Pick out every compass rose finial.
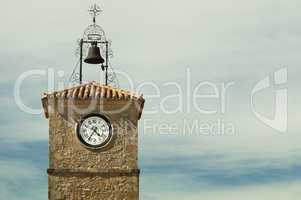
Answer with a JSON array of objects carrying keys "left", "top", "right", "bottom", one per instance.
[{"left": 88, "top": 4, "right": 102, "bottom": 24}]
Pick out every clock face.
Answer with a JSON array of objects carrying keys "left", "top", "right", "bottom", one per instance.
[{"left": 76, "top": 114, "right": 112, "bottom": 149}]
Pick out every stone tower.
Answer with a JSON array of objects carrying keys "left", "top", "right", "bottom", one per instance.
[{"left": 41, "top": 81, "right": 145, "bottom": 200}]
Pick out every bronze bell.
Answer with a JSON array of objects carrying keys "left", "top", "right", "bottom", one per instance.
[{"left": 84, "top": 42, "right": 105, "bottom": 64}]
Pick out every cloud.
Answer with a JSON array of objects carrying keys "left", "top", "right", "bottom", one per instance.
[
  {"left": 0, "top": 141, "right": 47, "bottom": 199},
  {"left": 140, "top": 151, "right": 301, "bottom": 186},
  {"left": 0, "top": 159, "right": 47, "bottom": 200},
  {"left": 142, "top": 181, "right": 301, "bottom": 200},
  {"left": 140, "top": 152, "right": 301, "bottom": 199}
]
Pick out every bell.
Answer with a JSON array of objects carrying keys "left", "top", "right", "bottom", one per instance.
[{"left": 84, "top": 42, "right": 105, "bottom": 64}]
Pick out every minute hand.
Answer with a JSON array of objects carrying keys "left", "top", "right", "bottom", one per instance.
[{"left": 88, "top": 127, "right": 97, "bottom": 140}]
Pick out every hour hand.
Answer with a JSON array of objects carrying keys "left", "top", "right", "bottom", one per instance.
[
  {"left": 95, "top": 131, "right": 101, "bottom": 137},
  {"left": 91, "top": 127, "right": 101, "bottom": 136}
]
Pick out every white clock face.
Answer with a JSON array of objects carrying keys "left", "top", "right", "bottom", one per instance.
[{"left": 77, "top": 115, "right": 112, "bottom": 149}]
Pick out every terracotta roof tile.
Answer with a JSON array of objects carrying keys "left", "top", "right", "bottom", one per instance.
[
  {"left": 41, "top": 81, "right": 145, "bottom": 119},
  {"left": 43, "top": 81, "right": 143, "bottom": 100}
]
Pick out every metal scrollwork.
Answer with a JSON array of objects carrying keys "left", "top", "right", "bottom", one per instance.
[{"left": 69, "top": 4, "right": 119, "bottom": 87}]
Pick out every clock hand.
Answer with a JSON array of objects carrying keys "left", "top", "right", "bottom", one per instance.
[
  {"left": 88, "top": 133, "right": 94, "bottom": 141},
  {"left": 93, "top": 128, "right": 107, "bottom": 141},
  {"left": 88, "top": 128, "right": 96, "bottom": 140},
  {"left": 93, "top": 129, "right": 101, "bottom": 137},
  {"left": 88, "top": 127, "right": 101, "bottom": 141},
  {"left": 89, "top": 127, "right": 99, "bottom": 136}
]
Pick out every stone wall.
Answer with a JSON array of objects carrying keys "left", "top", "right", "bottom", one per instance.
[
  {"left": 47, "top": 99, "right": 140, "bottom": 200},
  {"left": 49, "top": 174, "right": 139, "bottom": 200}
]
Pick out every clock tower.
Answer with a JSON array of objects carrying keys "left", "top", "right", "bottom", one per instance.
[
  {"left": 41, "top": 4, "right": 145, "bottom": 199},
  {"left": 41, "top": 82, "right": 145, "bottom": 199}
]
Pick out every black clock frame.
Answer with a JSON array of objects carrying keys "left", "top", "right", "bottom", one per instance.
[{"left": 76, "top": 113, "right": 113, "bottom": 149}]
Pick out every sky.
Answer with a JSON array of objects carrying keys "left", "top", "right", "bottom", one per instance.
[{"left": 0, "top": 0, "right": 301, "bottom": 199}]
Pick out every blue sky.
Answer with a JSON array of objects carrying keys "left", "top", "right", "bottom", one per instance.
[{"left": 1, "top": 0, "right": 301, "bottom": 199}]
